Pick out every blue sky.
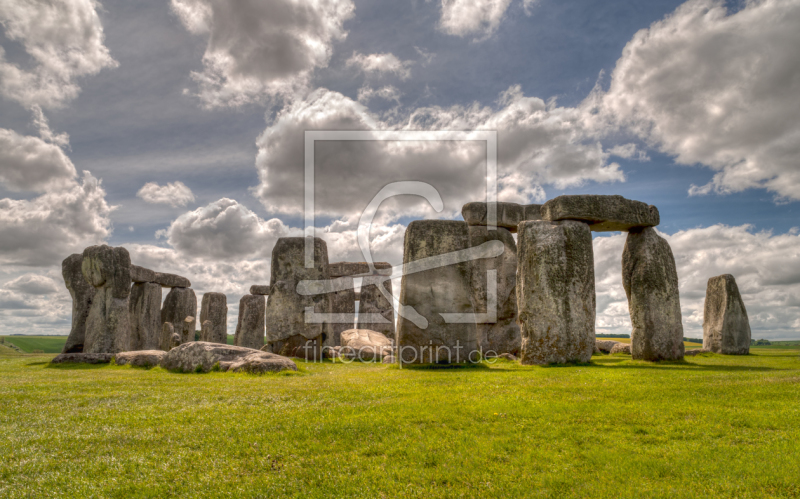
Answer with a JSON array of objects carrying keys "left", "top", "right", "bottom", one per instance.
[{"left": 1, "top": 0, "right": 798, "bottom": 339}]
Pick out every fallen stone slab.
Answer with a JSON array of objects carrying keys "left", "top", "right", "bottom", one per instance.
[
  {"left": 235, "top": 294, "right": 265, "bottom": 350},
  {"left": 341, "top": 329, "right": 393, "bottom": 361},
  {"left": 154, "top": 272, "right": 191, "bottom": 288},
  {"left": 199, "top": 292, "right": 227, "bottom": 344},
  {"left": 382, "top": 355, "right": 396, "bottom": 364},
  {"left": 517, "top": 220, "right": 596, "bottom": 365},
  {"left": 130, "top": 264, "right": 156, "bottom": 283},
  {"left": 62, "top": 253, "right": 94, "bottom": 354},
  {"left": 685, "top": 348, "right": 712, "bottom": 357},
  {"left": 497, "top": 353, "right": 518, "bottom": 361},
  {"left": 703, "top": 274, "right": 751, "bottom": 355},
  {"left": 115, "top": 350, "right": 166, "bottom": 367},
  {"left": 82, "top": 245, "right": 132, "bottom": 354},
  {"left": 609, "top": 343, "right": 631, "bottom": 354},
  {"left": 396, "top": 220, "right": 478, "bottom": 364},
  {"left": 264, "top": 335, "right": 325, "bottom": 360},
  {"left": 623, "top": 227, "right": 685, "bottom": 361},
  {"left": 595, "top": 340, "right": 620, "bottom": 353},
  {"left": 51, "top": 352, "right": 113, "bottom": 364},
  {"left": 160, "top": 342, "right": 297, "bottom": 373},
  {"left": 129, "top": 282, "right": 162, "bottom": 350},
  {"left": 249, "top": 285, "right": 270, "bottom": 295},
  {"left": 462, "top": 202, "right": 542, "bottom": 232},
  {"left": 541, "top": 195, "right": 659, "bottom": 232}
]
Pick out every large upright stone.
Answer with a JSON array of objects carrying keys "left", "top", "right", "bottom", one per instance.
[
  {"left": 462, "top": 202, "right": 542, "bottom": 232},
  {"left": 542, "top": 195, "right": 659, "bottom": 232},
  {"left": 467, "top": 226, "right": 520, "bottom": 356},
  {"left": 516, "top": 221, "right": 595, "bottom": 365},
  {"left": 81, "top": 245, "right": 132, "bottom": 353},
  {"left": 703, "top": 274, "right": 751, "bottom": 355},
  {"left": 265, "top": 237, "right": 332, "bottom": 356},
  {"left": 356, "top": 263, "right": 395, "bottom": 341},
  {"left": 161, "top": 287, "right": 197, "bottom": 346},
  {"left": 62, "top": 254, "right": 94, "bottom": 353},
  {"left": 396, "top": 221, "right": 478, "bottom": 364},
  {"left": 200, "top": 292, "right": 228, "bottom": 344},
  {"left": 129, "top": 282, "right": 162, "bottom": 350},
  {"left": 234, "top": 294, "right": 265, "bottom": 350},
  {"left": 622, "top": 227, "right": 685, "bottom": 361},
  {"left": 326, "top": 273, "right": 356, "bottom": 347}
]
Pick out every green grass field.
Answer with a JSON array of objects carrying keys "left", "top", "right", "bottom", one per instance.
[
  {"left": 1, "top": 335, "right": 69, "bottom": 353},
  {"left": 1, "top": 348, "right": 799, "bottom": 498}
]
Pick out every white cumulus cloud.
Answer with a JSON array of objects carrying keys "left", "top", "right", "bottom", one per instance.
[
  {"left": 439, "top": 0, "right": 513, "bottom": 40},
  {"left": 0, "top": 128, "right": 77, "bottom": 192},
  {"left": 5, "top": 274, "right": 60, "bottom": 295},
  {"left": 346, "top": 52, "right": 413, "bottom": 80},
  {"left": 137, "top": 181, "right": 196, "bottom": 208}
]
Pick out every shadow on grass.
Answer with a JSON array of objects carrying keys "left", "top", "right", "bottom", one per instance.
[
  {"left": 397, "top": 362, "right": 492, "bottom": 371},
  {"left": 588, "top": 358, "right": 784, "bottom": 372},
  {"left": 44, "top": 362, "right": 110, "bottom": 370}
]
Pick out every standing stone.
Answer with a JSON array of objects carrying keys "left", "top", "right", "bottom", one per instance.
[
  {"left": 327, "top": 275, "right": 356, "bottom": 347},
  {"left": 160, "top": 322, "right": 176, "bottom": 351},
  {"left": 200, "top": 292, "right": 228, "bottom": 344},
  {"left": 61, "top": 254, "right": 94, "bottom": 353},
  {"left": 467, "top": 226, "right": 521, "bottom": 356},
  {"left": 160, "top": 287, "right": 197, "bottom": 346},
  {"left": 356, "top": 263, "right": 395, "bottom": 341},
  {"left": 81, "top": 245, "right": 132, "bottom": 353},
  {"left": 396, "top": 221, "right": 478, "bottom": 364},
  {"left": 516, "top": 221, "right": 595, "bottom": 365},
  {"left": 541, "top": 194, "right": 659, "bottom": 232},
  {"left": 622, "top": 227, "right": 685, "bottom": 361},
  {"left": 703, "top": 274, "right": 751, "bottom": 354},
  {"left": 129, "top": 282, "right": 162, "bottom": 350},
  {"left": 235, "top": 294, "right": 265, "bottom": 350},
  {"left": 265, "top": 237, "right": 331, "bottom": 358}
]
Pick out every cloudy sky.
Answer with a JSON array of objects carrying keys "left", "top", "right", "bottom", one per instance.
[{"left": 1, "top": 0, "right": 798, "bottom": 339}]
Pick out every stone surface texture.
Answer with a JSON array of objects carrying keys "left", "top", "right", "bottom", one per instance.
[
  {"left": 622, "top": 227, "right": 685, "bottom": 361},
  {"left": 516, "top": 221, "right": 596, "bottom": 365},
  {"left": 340, "top": 329, "right": 393, "bottom": 361},
  {"left": 462, "top": 202, "right": 542, "bottom": 232},
  {"left": 62, "top": 253, "right": 94, "bottom": 353},
  {"left": 115, "top": 350, "right": 166, "bottom": 367},
  {"left": 595, "top": 340, "right": 620, "bottom": 353},
  {"left": 467, "top": 226, "right": 520, "bottom": 356},
  {"left": 160, "top": 342, "right": 296, "bottom": 373},
  {"left": 129, "top": 282, "right": 162, "bottom": 350},
  {"left": 160, "top": 322, "right": 175, "bottom": 351},
  {"left": 396, "top": 220, "right": 478, "bottom": 364},
  {"left": 541, "top": 195, "right": 659, "bottom": 232},
  {"left": 160, "top": 287, "right": 197, "bottom": 346},
  {"left": 130, "top": 265, "right": 156, "bottom": 283},
  {"left": 51, "top": 353, "right": 113, "bottom": 364},
  {"left": 327, "top": 275, "right": 356, "bottom": 347},
  {"left": 609, "top": 343, "right": 632, "bottom": 354},
  {"left": 154, "top": 272, "right": 191, "bottom": 288},
  {"left": 356, "top": 274, "right": 395, "bottom": 341},
  {"left": 703, "top": 274, "right": 751, "bottom": 355},
  {"left": 249, "top": 285, "right": 270, "bottom": 295},
  {"left": 234, "top": 294, "right": 265, "bottom": 350},
  {"left": 264, "top": 334, "right": 324, "bottom": 360},
  {"left": 81, "top": 245, "right": 132, "bottom": 353},
  {"left": 199, "top": 292, "right": 228, "bottom": 344},
  {"left": 265, "top": 237, "right": 333, "bottom": 346}
]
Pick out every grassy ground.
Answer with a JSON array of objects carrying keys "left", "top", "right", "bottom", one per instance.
[
  {"left": 1, "top": 348, "right": 799, "bottom": 498},
  {"left": 603, "top": 337, "right": 704, "bottom": 348},
  {"left": 1, "top": 335, "right": 68, "bottom": 353}
]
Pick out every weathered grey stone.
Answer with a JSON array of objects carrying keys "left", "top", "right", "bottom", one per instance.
[
  {"left": 160, "top": 322, "right": 175, "bottom": 351},
  {"left": 516, "top": 221, "right": 596, "bottom": 365},
  {"left": 81, "top": 245, "right": 132, "bottom": 353},
  {"left": 129, "top": 282, "right": 162, "bottom": 350},
  {"left": 622, "top": 227, "right": 685, "bottom": 361},
  {"left": 396, "top": 220, "right": 478, "bottom": 364},
  {"left": 200, "top": 292, "right": 227, "bottom": 344},
  {"left": 467, "top": 226, "right": 520, "bottom": 356},
  {"left": 356, "top": 275, "right": 395, "bottom": 341},
  {"left": 114, "top": 350, "right": 166, "bottom": 367},
  {"left": 703, "top": 274, "right": 751, "bottom": 355},
  {"left": 685, "top": 348, "right": 711, "bottom": 357},
  {"left": 51, "top": 352, "right": 113, "bottom": 364},
  {"left": 160, "top": 287, "right": 197, "bottom": 346},
  {"left": 340, "top": 329, "right": 393, "bottom": 361},
  {"left": 595, "top": 340, "right": 620, "bottom": 353},
  {"left": 234, "top": 294, "right": 265, "bottom": 350},
  {"left": 249, "top": 285, "right": 270, "bottom": 295},
  {"left": 154, "top": 272, "right": 191, "bottom": 288},
  {"left": 462, "top": 202, "right": 542, "bottom": 232},
  {"left": 382, "top": 355, "right": 396, "bottom": 364},
  {"left": 497, "top": 353, "right": 518, "bottom": 361},
  {"left": 328, "top": 261, "right": 392, "bottom": 278},
  {"left": 160, "top": 341, "right": 296, "bottom": 373},
  {"left": 62, "top": 253, "right": 94, "bottom": 353},
  {"left": 265, "top": 237, "right": 333, "bottom": 347},
  {"left": 263, "top": 334, "right": 324, "bottom": 360},
  {"left": 130, "top": 264, "right": 156, "bottom": 283},
  {"left": 327, "top": 275, "right": 356, "bottom": 347},
  {"left": 609, "top": 343, "right": 631, "bottom": 355},
  {"left": 542, "top": 195, "right": 659, "bottom": 232},
  {"left": 170, "top": 332, "right": 181, "bottom": 349}
]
